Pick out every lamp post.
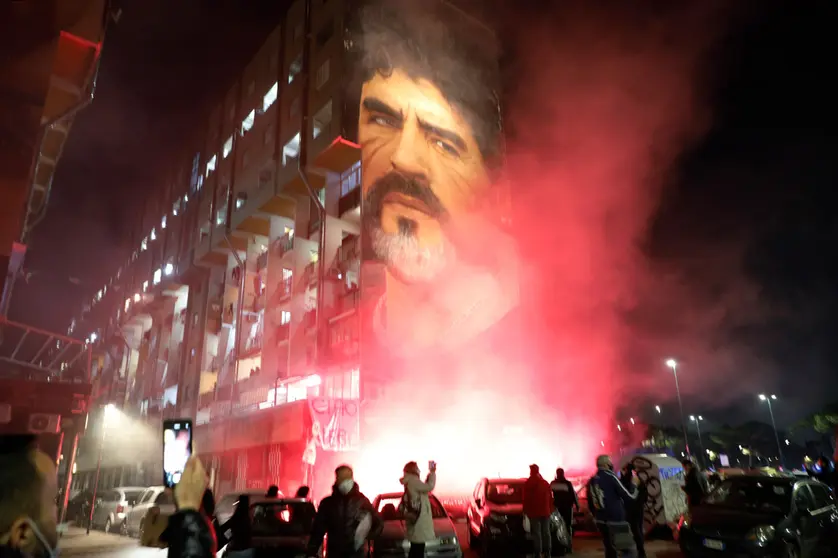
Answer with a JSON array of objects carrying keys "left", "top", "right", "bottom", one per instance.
[
  {"left": 87, "top": 403, "right": 116, "bottom": 534},
  {"left": 666, "top": 359, "right": 690, "bottom": 457},
  {"left": 690, "top": 415, "right": 705, "bottom": 466},
  {"left": 759, "top": 394, "right": 785, "bottom": 468}
]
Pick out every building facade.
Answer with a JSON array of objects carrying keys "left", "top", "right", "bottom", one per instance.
[{"left": 74, "top": 0, "right": 505, "bottom": 498}]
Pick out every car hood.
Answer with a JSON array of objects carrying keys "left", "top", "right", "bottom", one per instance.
[{"left": 380, "top": 518, "right": 458, "bottom": 542}]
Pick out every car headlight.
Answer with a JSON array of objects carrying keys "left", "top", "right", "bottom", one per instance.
[
  {"left": 488, "top": 512, "right": 508, "bottom": 523},
  {"left": 746, "top": 525, "right": 775, "bottom": 546},
  {"left": 438, "top": 536, "right": 458, "bottom": 545}
]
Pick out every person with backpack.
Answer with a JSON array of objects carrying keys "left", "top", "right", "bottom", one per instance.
[
  {"left": 399, "top": 461, "right": 437, "bottom": 558},
  {"left": 586, "top": 455, "right": 638, "bottom": 558}
]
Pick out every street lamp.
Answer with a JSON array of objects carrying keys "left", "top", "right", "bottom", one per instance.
[
  {"left": 87, "top": 403, "right": 117, "bottom": 534},
  {"left": 666, "top": 359, "right": 690, "bottom": 457},
  {"left": 759, "top": 394, "right": 785, "bottom": 468},
  {"left": 690, "top": 415, "right": 705, "bottom": 465},
  {"left": 655, "top": 405, "right": 661, "bottom": 414}
]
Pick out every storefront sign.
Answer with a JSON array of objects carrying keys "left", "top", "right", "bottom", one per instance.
[{"left": 308, "top": 397, "right": 360, "bottom": 452}]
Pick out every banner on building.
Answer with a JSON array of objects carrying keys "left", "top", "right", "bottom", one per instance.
[
  {"left": 308, "top": 397, "right": 360, "bottom": 451},
  {"left": 350, "top": 0, "right": 515, "bottom": 396}
]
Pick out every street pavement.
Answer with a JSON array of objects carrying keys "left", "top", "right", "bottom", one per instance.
[{"left": 60, "top": 525, "right": 682, "bottom": 557}]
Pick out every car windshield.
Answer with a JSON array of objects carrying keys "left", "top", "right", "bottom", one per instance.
[
  {"left": 704, "top": 479, "right": 791, "bottom": 514},
  {"left": 377, "top": 496, "right": 447, "bottom": 520},
  {"left": 486, "top": 482, "right": 525, "bottom": 505},
  {"left": 250, "top": 501, "right": 315, "bottom": 537}
]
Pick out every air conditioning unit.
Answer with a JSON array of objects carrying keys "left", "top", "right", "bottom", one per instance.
[{"left": 28, "top": 414, "right": 61, "bottom": 434}]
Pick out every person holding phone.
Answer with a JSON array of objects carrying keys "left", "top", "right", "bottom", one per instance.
[
  {"left": 164, "top": 457, "right": 217, "bottom": 558},
  {"left": 399, "top": 461, "right": 437, "bottom": 558}
]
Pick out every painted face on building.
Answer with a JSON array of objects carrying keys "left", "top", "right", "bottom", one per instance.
[{"left": 359, "top": 69, "right": 491, "bottom": 284}]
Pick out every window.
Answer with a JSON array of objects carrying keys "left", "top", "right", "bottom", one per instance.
[
  {"left": 316, "top": 21, "right": 333, "bottom": 47},
  {"left": 808, "top": 483, "right": 835, "bottom": 508},
  {"left": 281, "top": 310, "right": 291, "bottom": 325},
  {"left": 282, "top": 133, "right": 300, "bottom": 166},
  {"left": 313, "top": 100, "right": 332, "bottom": 139},
  {"left": 150, "top": 228, "right": 157, "bottom": 241},
  {"left": 143, "top": 280, "right": 149, "bottom": 292},
  {"left": 223, "top": 135, "right": 233, "bottom": 158},
  {"left": 263, "top": 82, "right": 278, "bottom": 112},
  {"left": 241, "top": 110, "right": 255, "bottom": 135},
  {"left": 153, "top": 268, "right": 162, "bottom": 285},
  {"left": 282, "top": 268, "right": 293, "bottom": 280},
  {"left": 206, "top": 155, "right": 217, "bottom": 177},
  {"left": 340, "top": 161, "right": 361, "bottom": 197},
  {"left": 161, "top": 215, "right": 167, "bottom": 229},
  {"left": 315, "top": 59, "right": 330, "bottom": 89},
  {"left": 318, "top": 188, "right": 326, "bottom": 206},
  {"left": 197, "top": 175, "right": 204, "bottom": 191},
  {"left": 140, "top": 237, "right": 148, "bottom": 252},
  {"left": 288, "top": 54, "right": 302, "bottom": 84},
  {"left": 236, "top": 192, "right": 247, "bottom": 210}
]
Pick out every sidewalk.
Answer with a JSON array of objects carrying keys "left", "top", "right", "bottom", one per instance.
[{"left": 60, "top": 526, "right": 137, "bottom": 552}]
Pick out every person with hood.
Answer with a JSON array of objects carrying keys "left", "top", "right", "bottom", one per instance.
[
  {"left": 681, "top": 459, "right": 708, "bottom": 511},
  {"left": 523, "top": 465, "right": 554, "bottom": 558},
  {"left": 550, "top": 468, "right": 579, "bottom": 552},
  {"left": 586, "top": 455, "right": 638, "bottom": 558},
  {"left": 306, "top": 465, "right": 382, "bottom": 558},
  {"left": 399, "top": 461, "right": 437, "bottom": 558},
  {"left": 619, "top": 463, "right": 647, "bottom": 558}
]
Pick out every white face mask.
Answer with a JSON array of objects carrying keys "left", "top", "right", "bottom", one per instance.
[
  {"left": 26, "top": 518, "right": 59, "bottom": 558},
  {"left": 337, "top": 479, "right": 355, "bottom": 495}
]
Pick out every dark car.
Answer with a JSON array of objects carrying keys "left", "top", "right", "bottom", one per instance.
[
  {"left": 679, "top": 475, "right": 837, "bottom": 557},
  {"left": 227, "top": 497, "right": 316, "bottom": 558},
  {"left": 467, "top": 478, "right": 570, "bottom": 557}
]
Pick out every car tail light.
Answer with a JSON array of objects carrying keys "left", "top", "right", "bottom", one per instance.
[{"left": 116, "top": 505, "right": 124, "bottom": 514}]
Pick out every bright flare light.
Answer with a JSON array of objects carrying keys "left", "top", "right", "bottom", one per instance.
[{"left": 665, "top": 358, "right": 677, "bottom": 369}]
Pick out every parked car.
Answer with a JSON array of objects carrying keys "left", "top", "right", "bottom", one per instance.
[
  {"left": 217, "top": 489, "right": 278, "bottom": 525},
  {"left": 468, "top": 478, "right": 570, "bottom": 557},
  {"left": 125, "top": 486, "right": 175, "bottom": 538},
  {"left": 235, "top": 497, "right": 317, "bottom": 558},
  {"left": 64, "top": 489, "right": 93, "bottom": 527},
  {"left": 679, "top": 475, "right": 837, "bottom": 557},
  {"left": 371, "top": 492, "right": 462, "bottom": 558},
  {"left": 91, "top": 486, "right": 145, "bottom": 533}
]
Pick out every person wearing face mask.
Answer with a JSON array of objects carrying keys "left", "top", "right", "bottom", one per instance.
[
  {"left": 306, "top": 465, "right": 382, "bottom": 558},
  {"left": 586, "top": 455, "right": 638, "bottom": 558},
  {"left": 0, "top": 435, "right": 60, "bottom": 558}
]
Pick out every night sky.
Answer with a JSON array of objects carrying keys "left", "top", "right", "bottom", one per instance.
[{"left": 12, "top": 0, "right": 836, "bottom": 430}]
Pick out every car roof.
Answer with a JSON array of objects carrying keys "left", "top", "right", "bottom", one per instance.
[
  {"left": 726, "top": 475, "right": 795, "bottom": 485},
  {"left": 249, "top": 497, "right": 308, "bottom": 506},
  {"left": 485, "top": 478, "right": 526, "bottom": 484}
]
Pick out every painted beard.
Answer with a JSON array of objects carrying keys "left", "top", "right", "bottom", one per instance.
[{"left": 363, "top": 171, "right": 454, "bottom": 283}]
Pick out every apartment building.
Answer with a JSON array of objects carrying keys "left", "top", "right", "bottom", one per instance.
[{"left": 73, "top": 0, "right": 503, "bottom": 497}]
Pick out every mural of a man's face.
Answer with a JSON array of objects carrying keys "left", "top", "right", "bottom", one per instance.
[{"left": 360, "top": 69, "right": 491, "bottom": 284}]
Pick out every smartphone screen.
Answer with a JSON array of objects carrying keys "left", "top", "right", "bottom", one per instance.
[{"left": 163, "top": 419, "right": 193, "bottom": 488}]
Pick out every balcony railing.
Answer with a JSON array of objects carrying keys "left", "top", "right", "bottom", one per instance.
[{"left": 273, "top": 233, "right": 294, "bottom": 257}]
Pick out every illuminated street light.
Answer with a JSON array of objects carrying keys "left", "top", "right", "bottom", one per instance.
[
  {"left": 666, "top": 358, "right": 690, "bottom": 457},
  {"left": 655, "top": 405, "right": 661, "bottom": 414},
  {"left": 759, "top": 394, "right": 785, "bottom": 468},
  {"left": 88, "top": 404, "right": 118, "bottom": 534}
]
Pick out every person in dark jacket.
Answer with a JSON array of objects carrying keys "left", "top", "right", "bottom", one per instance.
[
  {"left": 586, "top": 455, "right": 637, "bottom": 558},
  {"left": 551, "top": 468, "right": 579, "bottom": 552},
  {"left": 523, "top": 465, "right": 554, "bottom": 558},
  {"left": 681, "top": 460, "right": 708, "bottom": 511},
  {"left": 217, "top": 495, "right": 252, "bottom": 558},
  {"left": 0, "top": 435, "right": 60, "bottom": 558},
  {"left": 620, "top": 463, "right": 647, "bottom": 558},
  {"left": 266, "top": 486, "right": 280, "bottom": 498},
  {"left": 306, "top": 465, "right": 382, "bottom": 558}
]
